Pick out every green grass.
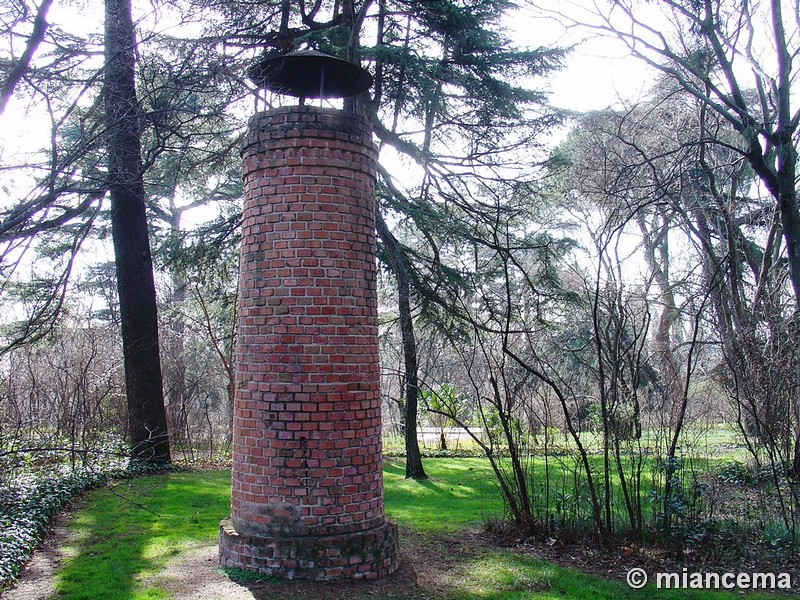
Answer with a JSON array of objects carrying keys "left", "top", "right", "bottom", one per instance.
[
  {"left": 55, "top": 470, "right": 230, "bottom": 600},
  {"left": 384, "top": 426, "right": 748, "bottom": 461},
  {"left": 383, "top": 457, "right": 504, "bottom": 531},
  {"left": 385, "top": 451, "right": 718, "bottom": 540},
  {"left": 442, "top": 550, "right": 784, "bottom": 599},
  {"left": 49, "top": 460, "right": 786, "bottom": 599}
]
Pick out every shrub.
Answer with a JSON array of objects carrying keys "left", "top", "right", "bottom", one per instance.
[
  {"left": 714, "top": 460, "right": 775, "bottom": 486},
  {"left": 0, "top": 460, "right": 173, "bottom": 588}
]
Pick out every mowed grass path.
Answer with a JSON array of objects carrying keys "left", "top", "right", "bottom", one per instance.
[
  {"left": 55, "top": 470, "right": 231, "bottom": 600},
  {"left": 47, "top": 460, "right": 780, "bottom": 599}
]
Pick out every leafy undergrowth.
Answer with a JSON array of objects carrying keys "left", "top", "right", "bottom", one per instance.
[
  {"left": 6, "top": 460, "right": 793, "bottom": 599},
  {"left": 0, "top": 461, "right": 172, "bottom": 589}
]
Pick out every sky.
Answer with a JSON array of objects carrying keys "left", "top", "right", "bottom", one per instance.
[
  {"left": 0, "top": 0, "right": 661, "bottom": 244},
  {"left": 0, "top": 0, "right": 655, "bottom": 136},
  {"left": 502, "top": 2, "right": 657, "bottom": 114},
  {"left": 0, "top": 0, "right": 666, "bottom": 331},
  {"left": 0, "top": 0, "right": 659, "bottom": 220},
  {"left": 549, "top": 38, "right": 655, "bottom": 112}
]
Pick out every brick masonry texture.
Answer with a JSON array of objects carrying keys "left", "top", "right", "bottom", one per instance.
[{"left": 219, "top": 106, "right": 399, "bottom": 580}]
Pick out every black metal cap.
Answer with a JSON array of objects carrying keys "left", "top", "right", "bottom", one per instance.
[{"left": 248, "top": 50, "right": 373, "bottom": 98}]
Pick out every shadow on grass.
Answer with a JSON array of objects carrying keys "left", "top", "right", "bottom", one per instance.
[
  {"left": 223, "top": 562, "right": 431, "bottom": 600},
  {"left": 54, "top": 471, "right": 230, "bottom": 600},
  {"left": 221, "top": 539, "right": 787, "bottom": 600},
  {"left": 383, "top": 458, "right": 504, "bottom": 533},
  {"left": 47, "top": 464, "right": 781, "bottom": 600}
]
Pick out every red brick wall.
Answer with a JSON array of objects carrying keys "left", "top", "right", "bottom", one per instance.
[{"left": 221, "top": 106, "right": 398, "bottom": 580}]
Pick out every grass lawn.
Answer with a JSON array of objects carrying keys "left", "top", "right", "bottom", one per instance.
[
  {"left": 54, "top": 470, "right": 230, "bottom": 600},
  {"left": 383, "top": 458, "right": 505, "bottom": 531},
  {"left": 44, "top": 459, "right": 785, "bottom": 599}
]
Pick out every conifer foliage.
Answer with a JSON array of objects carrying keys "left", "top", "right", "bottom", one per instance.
[{"left": 196, "top": 0, "right": 565, "bottom": 476}]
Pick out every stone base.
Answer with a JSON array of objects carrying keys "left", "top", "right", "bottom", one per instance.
[{"left": 218, "top": 518, "right": 400, "bottom": 581}]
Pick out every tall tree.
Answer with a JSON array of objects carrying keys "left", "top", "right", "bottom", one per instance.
[
  {"left": 534, "top": 0, "right": 800, "bottom": 478},
  {"left": 104, "top": 0, "right": 170, "bottom": 463},
  {"left": 535, "top": 0, "right": 800, "bottom": 300},
  {"left": 0, "top": 0, "right": 245, "bottom": 461},
  {"left": 0, "top": 0, "right": 54, "bottom": 114},
  {"left": 372, "top": 0, "right": 563, "bottom": 478},
  {"left": 558, "top": 77, "right": 800, "bottom": 533},
  {"left": 1, "top": 0, "right": 563, "bottom": 469},
  {"left": 376, "top": 211, "right": 427, "bottom": 478}
]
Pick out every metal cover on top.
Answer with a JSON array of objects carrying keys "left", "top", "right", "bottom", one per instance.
[{"left": 248, "top": 50, "right": 373, "bottom": 98}]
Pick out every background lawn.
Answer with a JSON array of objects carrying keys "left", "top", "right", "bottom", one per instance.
[{"left": 382, "top": 457, "right": 505, "bottom": 531}]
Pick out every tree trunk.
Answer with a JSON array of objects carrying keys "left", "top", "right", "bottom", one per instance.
[
  {"left": 164, "top": 212, "right": 189, "bottom": 457},
  {"left": 773, "top": 114, "right": 800, "bottom": 480},
  {"left": 376, "top": 211, "right": 426, "bottom": 479},
  {"left": 398, "top": 270, "right": 427, "bottom": 479},
  {"left": 104, "top": 0, "right": 171, "bottom": 463},
  {"left": 777, "top": 174, "right": 800, "bottom": 480}
]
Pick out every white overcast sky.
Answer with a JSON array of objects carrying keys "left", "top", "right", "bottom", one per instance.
[
  {"left": 503, "top": 2, "right": 657, "bottom": 113},
  {"left": 0, "top": 0, "right": 657, "bottom": 200}
]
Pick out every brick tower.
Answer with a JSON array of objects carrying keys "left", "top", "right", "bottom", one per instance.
[{"left": 218, "top": 105, "right": 399, "bottom": 580}]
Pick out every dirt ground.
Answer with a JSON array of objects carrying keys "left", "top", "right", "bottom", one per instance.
[
  {"left": 4, "top": 512, "right": 800, "bottom": 599},
  {"left": 1, "top": 522, "right": 488, "bottom": 600}
]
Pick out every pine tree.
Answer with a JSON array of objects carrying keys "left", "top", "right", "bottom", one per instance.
[
  {"left": 104, "top": 0, "right": 170, "bottom": 462},
  {"left": 187, "top": 0, "right": 565, "bottom": 477}
]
